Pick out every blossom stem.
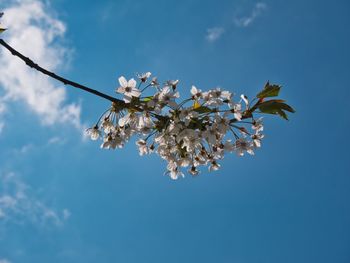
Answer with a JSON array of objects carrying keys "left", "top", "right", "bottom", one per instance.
[
  {"left": 229, "top": 127, "right": 240, "bottom": 139},
  {"left": 145, "top": 130, "right": 157, "bottom": 141},
  {"left": 95, "top": 108, "right": 112, "bottom": 126},
  {"left": 141, "top": 84, "right": 151, "bottom": 92},
  {"left": 231, "top": 124, "right": 251, "bottom": 135},
  {"left": 176, "top": 98, "right": 192, "bottom": 109}
]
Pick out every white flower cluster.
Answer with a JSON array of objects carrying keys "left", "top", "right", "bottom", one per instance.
[{"left": 86, "top": 72, "right": 265, "bottom": 179}]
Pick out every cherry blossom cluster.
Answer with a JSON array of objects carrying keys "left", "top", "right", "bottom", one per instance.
[
  {"left": 0, "top": 12, "right": 293, "bottom": 179},
  {"left": 86, "top": 72, "right": 266, "bottom": 179}
]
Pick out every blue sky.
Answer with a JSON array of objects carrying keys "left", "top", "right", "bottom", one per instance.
[{"left": 0, "top": 0, "right": 349, "bottom": 262}]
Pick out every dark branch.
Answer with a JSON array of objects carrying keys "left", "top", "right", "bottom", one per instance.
[{"left": 0, "top": 38, "right": 125, "bottom": 107}]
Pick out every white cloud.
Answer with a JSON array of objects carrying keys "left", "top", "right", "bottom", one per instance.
[
  {"left": 16, "top": 143, "right": 33, "bottom": 154},
  {"left": 205, "top": 2, "right": 267, "bottom": 42},
  {"left": 63, "top": 208, "right": 71, "bottom": 220},
  {"left": 0, "top": 172, "right": 70, "bottom": 227},
  {"left": 0, "top": 259, "right": 12, "bottom": 263},
  {"left": 0, "top": 122, "right": 4, "bottom": 134},
  {"left": 0, "top": 101, "right": 6, "bottom": 134},
  {"left": 0, "top": 0, "right": 82, "bottom": 129},
  {"left": 234, "top": 2, "right": 267, "bottom": 27},
  {"left": 206, "top": 27, "right": 225, "bottom": 42},
  {"left": 0, "top": 209, "right": 6, "bottom": 218},
  {"left": 47, "top": 136, "right": 65, "bottom": 145}
]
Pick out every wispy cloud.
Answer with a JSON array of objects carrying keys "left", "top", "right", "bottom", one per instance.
[
  {"left": 234, "top": 2, "right": 267, "bottom": 27},
  {"left": 206, "top": 27, "right": 225, "bottom": 42},
  {"left": 0, "top": 259, "right": 11, "bottom": 263},
  {"left": 0, "top": 101, "right": 6, "bottom": 135},
  {"left": 63, "top": 208, "right": 71, "bottom": 220},
  {"left": 0, "top": 122, "right": 4, "bottom": 135},
  {"left": 0, "top": 0, "right": 82, "bottom": 129},
  {"left": 47, "top": 136, "right": 65, "bottom": 145},
  {"left": 205, "top": 2, "right": 267, "bottom": 43},
  {"left": 0, "top": 172, "right": 70, "bottom": 227}
]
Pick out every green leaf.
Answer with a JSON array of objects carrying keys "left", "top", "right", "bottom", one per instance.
[
  {"left": 142, "top": 96, "right": 153, "bottom": 102},
  {"left": 257, "top": 99, "right": 295, "bottom": 120},
  {"left": 256, "top": 82, "right": 281, "bottom": 98},
  {"left": 277, "top": 109, "right": 288, "bottom": 120},
  {"left": 258, "top": 100, "right": 295, "bottom": 113},
  {"left": 193, "top": 106, "right": 212, "bottom": 114}
]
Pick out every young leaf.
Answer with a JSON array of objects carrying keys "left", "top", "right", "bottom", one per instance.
[
  {"left": 193, "top": 100, "right": 201, "bottom": 109},
  {"left": 277, "top": 109, "right": 288, "bottom": 120},
  {"left": 256, "top": 82, "right": 281, "bottom": 98},
  {"left": 257, "top": 99, "right": 295, "bottom": 120},
  {"left": 193, "top": 106, "right": 212, "bottom": 113}
]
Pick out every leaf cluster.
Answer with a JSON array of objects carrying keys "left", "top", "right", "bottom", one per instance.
[{"left": 252, "top": 82, "right": 295, "bottom": 120}]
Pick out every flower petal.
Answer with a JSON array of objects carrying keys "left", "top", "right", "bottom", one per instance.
[
  {"left": 116, "top": 86, "right": 125, "bottom": 94},
  {"left": 123, "top": 95, "right": 132, "bottom": 103},
  {"left": 128, "top": 78, "right": 137, "bottom": 88},
  {"left": 118, "top": 76, "right": 128, "bottom": 87},
  {"left": 241, "top": 94, "right": 249, "bottom": 105},
  {"left": 131, "top": 88, "right": 141, "bottom": 97},
  {"left": 118, "top": 113, "right": 130, "bottom": 126},
  {"left": 191, "top": 85, "right": 197, "bottom": 95}
]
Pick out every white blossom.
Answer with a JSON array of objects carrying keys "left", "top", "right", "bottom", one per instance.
[
  {"left": 151, "top": 77, "right": 160, "bottom": 87},
  {"left": 137, "top": 72, "right": 151, "bottom": 82},
  {"left": 204, "top": 88, "right": 232, "bottom": 106},
  {"left": 252, "top": 132, "right": 264, "bottom": 148},
  {"left": 223, "top": 140, "right": 235, "bottom": 152},
  {"left": 165, "top": 80, "right": 179, "bottom": 90},
  {"left": 209, "top": 161, "right": 221, "bottom": 171},
  {"left": 116, "top": 76, "right": 141, "bottom": 102},
  {"left": 234, "top": 138, "right": 254, "bottom": 156},
  {"left": 191, "top": 85, "right": 202, "bottom": 100},
  {"left": 118, "top": 112, "right": 138, "bottom": 127},
  {"left": 188, "top": 166, "right": 199, "bottom": 176},
  {"left": 252, "top": 117, "right": 264, "bottom": 132},
  {"left": 202, "top": 124, "right": 220, "bottom": 145},
  {"left": 86, "top": 126, "right": 100, "bottom": 140},
  {"left": 101, "top": 134, "right": 118, "bottom": 149},
  {"left": 240, "top": 94, "right": 249, "bottom": 107},
  {"left": 136, "top": 139, "right": 149, "bottom": 156},
  {"left": 101, "top": 117, "right": 115, "bottom": 133},
  {"left": 214, "top": 113, "right": 230, "bottom": 134},
  {"left": 158, "top": 86, "right": 179, "bottom": 108}
]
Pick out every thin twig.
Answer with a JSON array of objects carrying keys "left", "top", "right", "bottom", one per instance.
[{"left": 0, "top": 38, "right": 125, "bottom": 107}]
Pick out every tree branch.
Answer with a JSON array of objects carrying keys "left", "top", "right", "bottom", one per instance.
[{"left": 0, "top": 38, "right": 125, "bottom": 107}]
